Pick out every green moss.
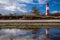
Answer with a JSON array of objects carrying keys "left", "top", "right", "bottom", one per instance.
[{"left": 0, "top": 25, "right": 60, "bottom": 29}]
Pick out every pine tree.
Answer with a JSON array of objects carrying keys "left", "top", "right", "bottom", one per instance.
[{"left": 32, "top": 7, "right": 40, "bottom": 16}]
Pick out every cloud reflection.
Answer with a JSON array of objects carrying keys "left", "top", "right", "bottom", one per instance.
[{"left": 0, "top": 29, "right": 32, "bottom": 38}]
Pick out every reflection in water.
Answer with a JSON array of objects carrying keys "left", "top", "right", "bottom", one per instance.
[
  {"left": 49, "top": 28, "right": 60, "bottom": 40},
  {"left": 0, "top": 28, "right": 60, "bottom": 40}
]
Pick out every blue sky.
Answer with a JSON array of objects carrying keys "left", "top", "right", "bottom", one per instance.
[{"left": 0, "top": 0, "right": 60, "bottom": 15}]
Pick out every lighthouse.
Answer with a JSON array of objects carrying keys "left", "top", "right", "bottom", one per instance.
[
  {"left": 46, "top": 2, "right": 50, "bottom": 40},
  {"left": 46, "top": 2, "right": 49, "bottom": 16}
]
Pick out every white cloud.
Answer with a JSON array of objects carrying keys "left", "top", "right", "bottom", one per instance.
[
  {"left": 0, "top": 0, "right": 12, "bottom": 5},
  {"left": 17, "top": 7, "right": 27, "bottom": 13},
  {"left": 0, "top": 0, "right": 8, "bottom": 4},
  {"left": 16, "top": 4, "right": 27, "bottom": 13},
  {"left": 19, "top": 0, "right": 47, "bottom": 4},
  {"left": 4, "top": 6, "right": 16, "bottom": 11},
  {"left": 51, "top": 11, "right": 60, "bottom": 13},
  {"left": 38, "top": 0, "right": 47, "bottom": 4},
  {"left": 0, "top": 0, "right": 28, "bottom": 14},
  {"left": 4, "top": 4, "right": 27, "bottom": 13},
  {"left": 18, "top": 0, "right": 33, "bottom": 3},
  {"left": 0, "top": 0, "right": 47, "bottom": 14},
  {"left": 18, "top": 0, "right": 47, "bottom": 4}
]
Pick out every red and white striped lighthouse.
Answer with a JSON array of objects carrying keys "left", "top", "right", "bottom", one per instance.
[
  {"left": 46, "top": 2, "right": 49, "bottom": 16},
  {"left": 46, "top": 28, "right": 50, "bottom": 40}
]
